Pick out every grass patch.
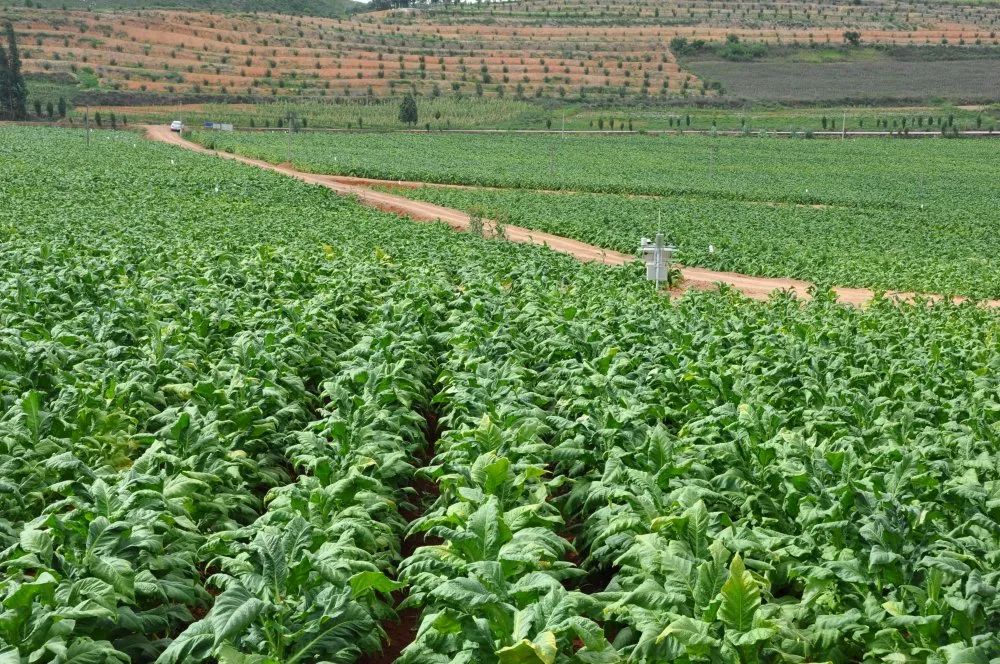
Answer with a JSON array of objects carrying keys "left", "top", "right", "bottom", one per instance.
[{"left": 76, "top": 67, "right": 100, "bottom": 90}]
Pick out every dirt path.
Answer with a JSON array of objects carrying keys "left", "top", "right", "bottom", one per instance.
[
  {"left": 147, "top": 124, "right": 630, "bottom": 266},
  {"left": 143, "top": 125, "right": 998, "bottom": 308}
]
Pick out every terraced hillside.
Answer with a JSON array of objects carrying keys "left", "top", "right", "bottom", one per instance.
[
  {"left": 0, "top": 0, "right": 360, "bottom": 17},
  {"left": 3, "top": 0, "right": 997, "bottom": 103},
  {"left": 411, "top": 0, "right": 1000, "bottom": 30}
]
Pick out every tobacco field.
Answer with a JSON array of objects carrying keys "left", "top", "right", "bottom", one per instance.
[
  {"left": 191, "top": 130, "right": 1000, "bottom": 297},
  {"left": 379, "top": 185, "right": 1000, "bottom": 299},
  {"left": 1, "top": 126, "right": 999, "bottom": 664},
  {"left": 189, "top": 131, "right": 998, "bottom": 210}
]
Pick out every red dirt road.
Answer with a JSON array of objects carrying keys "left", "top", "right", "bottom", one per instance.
[{"left": 143, "top": 125, "right": 998, "bottom": 308}]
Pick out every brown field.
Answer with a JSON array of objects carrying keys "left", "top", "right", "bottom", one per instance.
[
  {"left": 405, "top": 0, "right": 1000, "bottom": 30},
  {"left": 688, "top": 57, "right": 1000, "bottom": 102},
  {"left": 2, "top": 0, "right": 996, "bottom": 102}
]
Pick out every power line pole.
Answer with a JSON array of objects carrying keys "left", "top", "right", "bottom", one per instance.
[
  {"left": 84, "top": 105, "right": 90, "bottom": 147},
  {"left": 285, "top": 106, "right": 297, "bottom": 163}
]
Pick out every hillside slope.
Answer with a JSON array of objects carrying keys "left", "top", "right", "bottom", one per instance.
[
  {"left": 1, "top": 0, "right": 361, "bottom": 18},
  {"left": 3, "top": 0, "right": 997, "bottom": 105}
]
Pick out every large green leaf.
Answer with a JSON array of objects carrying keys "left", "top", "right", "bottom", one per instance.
[
  {"left": 53, "top": 639, "right": 129, "bottom": 664},
  {"left": 210, "top": 584, "right": 267, "bottom": 647},
  {"left": 683, "top": 500, "right": 709, "bottom": 559},
  {"left": 155, "top": 620, "right": 215, "bottom": 664},
  {"left": 657, "top": 615, "right": 720, "bottom": 656},
  {"left": 4, "top": 572, "right": 58, "bottom": 609},
  {"left": 22, "top": 390, "right": 44, "bottom": 444},
  {"left": 87, "top": 555, "right": 134, "bottom": 601},
  {"left": 349, "top": 571, "right": 405, "bottom": 599},
  {"left": 693, "top": 539, "right": 729, "bottom": 618},
  {"left": 719, "top": 554, "right": 759, "bottom": 633}
]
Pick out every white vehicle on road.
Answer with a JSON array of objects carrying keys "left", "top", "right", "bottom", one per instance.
[{"left": 169, "top": 120, "right": 184, "bottom": 132}]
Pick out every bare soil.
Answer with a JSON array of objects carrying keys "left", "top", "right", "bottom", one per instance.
[{"left": 358, "top": 604, "right": 421, "bottom": 664}]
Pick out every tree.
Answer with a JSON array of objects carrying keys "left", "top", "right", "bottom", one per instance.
[
  {"left": 843, "top": 31, "right": 862, "bottom": 46},
  {"left": 33, "top": 99, "right": 40, "bottom": 117},
  {"left": 57, "top": 96, "right": 65, "bottom": 117},
  {"left": 669, "top": 36, "right": 689, "bottom": 54},
  {"left": 1, "top": 22, "right": 27, "bottom": 120},
  {"left": 398, "top": 93, "right": 418, "bottom": 126},
  {"left": 46, "top": 100, "right": 53, "bottom": 118},
  {"left": 0, "top": 47, "right": 12, "bottom": 118}
]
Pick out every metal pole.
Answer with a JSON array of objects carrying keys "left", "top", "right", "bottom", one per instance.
[
  {"left": 654, "top": 231, "right": 663, "bottom": 291},
  {"left": 84, "top": 105, "right": 89, "bottom": 147},
  {"left": 286, "top": 107, "right": 292, "bottom": 163}
]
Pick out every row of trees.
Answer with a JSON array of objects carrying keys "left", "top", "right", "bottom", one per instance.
[
  {"left": 0, "top": 22, "right": 27, "bottom": 120},
  {"left": 31, "top": 97, "right": 67, "bottom": 120}
]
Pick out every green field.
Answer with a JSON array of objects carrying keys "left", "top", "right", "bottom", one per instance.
[
  {"left": 190, "top": 129, "right": 1000, "bottom": 295},
  {"left": 376, "top": 185, "right": 1000, "bottom": 298},
  {"left": 3, "top": 125, "right": 1000, "bottom": 663},
  {"left": 190, "top": 130, "right": 999, "bottom": 206}
]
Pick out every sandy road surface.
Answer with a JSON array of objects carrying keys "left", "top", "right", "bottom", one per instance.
[{"left": 143, "top": 125, "right": 998, "bottom": 308}]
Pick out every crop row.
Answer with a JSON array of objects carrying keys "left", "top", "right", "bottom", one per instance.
[{"left": 2, "top": 127, "right": 999, "bottom": 663}]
